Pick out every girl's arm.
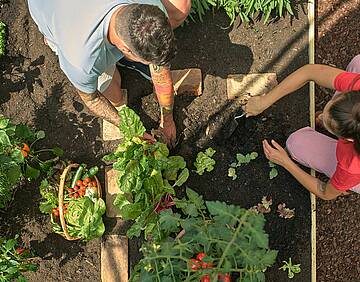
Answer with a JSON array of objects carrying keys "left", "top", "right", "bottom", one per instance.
[
  {"left": 263, "top": 139, "right": 347, "bottom": 200},
  {"left": 245, "top": 64, "right": 345, "bottom": 117}
]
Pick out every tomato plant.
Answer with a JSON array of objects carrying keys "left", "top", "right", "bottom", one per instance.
[
  {"left": 0, "top": 235, "right": 37, "bottom": 281},
  {"left": 130, "top": 188, "right": 278, "bottom": 282}
]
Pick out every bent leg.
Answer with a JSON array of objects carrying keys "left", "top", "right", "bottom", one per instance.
[
  {"left": 286, "top": 127, "right": 338, "bottom": 177},
  {"left": 98, "top": 66, "right": 126, "bottom": 107},
  {"left": 334, "top": 54, "right": 360, "bottom": 97},
  {"left": 161, "top": 0, "right": 191, "bottom": 28}
]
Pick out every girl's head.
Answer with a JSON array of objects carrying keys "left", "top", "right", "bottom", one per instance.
[{"left": 322, "top": 91, "right": 360, "bottom": 153}]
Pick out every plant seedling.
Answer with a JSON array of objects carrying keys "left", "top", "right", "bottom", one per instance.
[
  {"left": 269, "top": 161, "right": 278, "bottom": 179},
  {"left": 250, "top": 196, "right": 272, "bottom": 214},
  {"left": 194, "top": 148, "right": 216, "bottom": 175},
  {"left": 228, "top": 151, "right": 258, "bottom": 180},
  {"left": 228, "top": 167, "right": 237, "bottom": 180},
  {"left": 277, "top": 203, "right": 295, "bottom": 219},
  {"left": 279, "top": 258, "right": 301, "bottom": 278}
]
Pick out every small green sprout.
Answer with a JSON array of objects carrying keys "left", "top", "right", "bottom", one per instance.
[
  {"left": 279, "top": 258, "right": 301, "bottom": 278},
  {"left": 194, "top": 148, "right": 216, "bottom": 175},
  {"left": 269, "top": 161, "right": 278, "bottom": 179}
]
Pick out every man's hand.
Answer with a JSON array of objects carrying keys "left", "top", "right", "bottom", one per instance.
[
  {"left": 262, "top": 139, "right": 292, "bottom": 167},
  {"left": 153, "top": 114, "right": 176, "bottom": 147},
  {"left": 243, "top": 95, "right": 271, "bottom": 117}
]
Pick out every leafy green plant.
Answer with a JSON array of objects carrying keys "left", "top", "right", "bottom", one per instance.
[
  {"left": 279, "top": 258, "right": 301, "bottom": 278},
  {"left": 194, "top": 148, "right": 216, "bottom": 175},
  {"left": 39, "top": 163, "right": 106, "bottom": 241},
  {"left": 228, "top": 151, "right": 258, "bottom": 180},
  {"left": 268, "top": 161, "right": 278, "bottom": 179},
  {"left": 103, "top": 107, "right": 189, "bottom": 239},
  {"left": 130, "top": 188, "right": 278, "bottom": 282},
  {"left": 0, "top": 116, "right": 62, "bottom": 209},
  {"left": 0, "top": 235, "right": 37, "bottom": 281},
  {"left": 190, "top": 0, "right": 294, "bottom": 24},
  {"left": 0, "top": 21, "right": 6, "bottom": 58}
]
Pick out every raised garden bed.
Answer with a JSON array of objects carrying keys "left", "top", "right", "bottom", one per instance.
[{"left": 1, "top": 0, "right": 312, "bottom": 281}]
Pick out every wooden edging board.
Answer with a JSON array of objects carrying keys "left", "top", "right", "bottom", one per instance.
[{"left": 308, "top": 0, "right": 317, "bottom": 281}]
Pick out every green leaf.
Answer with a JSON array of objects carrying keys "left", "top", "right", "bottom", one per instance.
[
  {"left": 35, "top": 130, "right": 46, "bottom": 140},
  {"left": 51, "top": 147, "right": 64, "bottom": 157},
  {"left": 119, "top": 107, "right": 146, "bottom": 139},
  {"left": 0, "top": 130, "right": 11, "bottom": 147},
  {"left": 10, "top": 149, "right": 24, "bottom": 164},
  {"left": 159, "top": 210, "right": 181, "bottom": 233},
  {"left": 186, "top": 188, "right": 205, "bottom": 210},
  {"left": 250, "top": 152, "right": 258, "bottom": 160},
  {"left": 25, "top": 165, "right": 40, "bottom": 180},
  {"left": 269, "top": 168, "right": 278, "bottom": 179},
  {"left": 0, "top": 117, "right": 9, "bottom": 129},
  {"left": 15, "top": 125, "right": 33, "bottom": 140},
  {"left": 173, "top": 168, "right": 189, "bottom": 187},
  {"left": 120, "top": 203, "right": 143, "bottom": 220},
  {"left": 228, "top": 167, "right": 237, "bottom": 180}
]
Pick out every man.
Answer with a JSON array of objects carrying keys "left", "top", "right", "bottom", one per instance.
[{"left": 27, "top": 0, "right": 191, "bottom": 145}]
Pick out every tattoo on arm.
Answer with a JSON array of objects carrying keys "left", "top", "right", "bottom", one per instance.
[
  {"left": 317, "top": 179, "right": 327, "bottom": 194},
  {"left": 78, "top": 90, "right": 120, "bottom": 126},
  {"left": 150, "top": 64, "right": 174, "bottom": 111}
]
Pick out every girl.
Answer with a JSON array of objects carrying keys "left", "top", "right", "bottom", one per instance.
[{"left": 244, "top": 55, "right": 360, "bottom": 200}]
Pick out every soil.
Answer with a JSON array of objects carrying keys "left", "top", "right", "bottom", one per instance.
[
  {"left": 316, "top": 0, "right": 360, "bottom": 281},
  {"left": 0, "top": 1, "right": 311, "bottom": 281}
]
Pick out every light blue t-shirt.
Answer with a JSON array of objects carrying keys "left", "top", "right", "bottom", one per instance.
[{"left": 28, "top": 0, "right": 167, "bottom": 93}]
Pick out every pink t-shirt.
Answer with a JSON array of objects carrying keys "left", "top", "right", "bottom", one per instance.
[{"left": 330, "top": 72, "right": 360, "bottom": 191}]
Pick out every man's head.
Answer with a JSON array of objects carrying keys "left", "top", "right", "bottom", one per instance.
[{"left": 115, "top": 4, "right": 176, "bottom": 66}]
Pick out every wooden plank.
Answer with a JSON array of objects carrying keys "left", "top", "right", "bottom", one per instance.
[
  {"left": 171, "top": 68, "right": 202, "bottom": 96},
  {"left": 101, "top": 235, "right": 128, "bottom": 282},
  {"left": 102, "top": 90, "right": 127, "bottom": 141},
  {"left": 227, "top": 73, "right": 278, "bottom": 100},
  {"left": 105, "top": 167, "right": 122, "bottom": 218}
]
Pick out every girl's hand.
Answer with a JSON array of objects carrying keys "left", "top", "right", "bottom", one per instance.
[{"left": 262, "top": 139, "right": 292, "bottom": 167}]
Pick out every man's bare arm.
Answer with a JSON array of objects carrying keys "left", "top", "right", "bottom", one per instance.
[
  {"left": 77, "top": 90, "right": 120, "bottom": 126},
  {"left": 149, "top": 64, "right": 175, "bottom": 125}
]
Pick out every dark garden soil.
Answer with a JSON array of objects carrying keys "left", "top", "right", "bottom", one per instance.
[
  {"left": 316, "top": 0, "right": 360, "bottom": 281},
  {"left": 1, "top": 1, "right": 311, "bottom": 281}
]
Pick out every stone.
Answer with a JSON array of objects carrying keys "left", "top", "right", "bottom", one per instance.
[
  {"left": 227, "top": 73, "right": 278, "bottom": 100},
  {"left": 105, "top": 168, "right": 121, "bottom": 218},
  {"left": 171, "top": 68, "right": 202, "bottom": 96},
  {"left": 101, "top": 235, "right": 128, "bottom": 282}
]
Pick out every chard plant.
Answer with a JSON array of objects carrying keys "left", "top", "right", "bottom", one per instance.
[
  {"left": 130, "top": 188, "right": 278, "bottom": 282},
  {"left": 0, "top": 116, "right": 62, "bottom": 209},
  {"left": 103, "top": 107, "right": 189, "bottom": 239},
  {"left": 228, "top": 151, "right": 258, "bottom": 180},
  {"left": 194, "top": 148, "right": 216, "bottom": 175}
]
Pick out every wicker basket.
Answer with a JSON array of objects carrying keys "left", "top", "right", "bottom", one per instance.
[{"left": 58, "top": 163, "right": 102, "bottom": 241}]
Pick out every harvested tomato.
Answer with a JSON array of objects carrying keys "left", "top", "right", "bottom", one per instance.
[
  {"left": 196, "top": 252, "right": 206, "bottom": 261},
  {"left": 83, "top": 177, "right": 91, "bottom": 184},
  {"left": 52, "top": 208, "right": 60, "bottom": 217},
  {"left": 218, "top": 273, "right": 231, "bottom": 282},
  {"left": 16, "top": 248, "right": 25, "bottom": 255},
  {"left": 22, "top": 143, "right": 30, "bottom": 152},
  {"left": 67, "top": 188, "right": 74, "bottom": 193},
  {"left": 73, "top": 185, "right": 80, "bottom": 191},
  {"left": 73, "top": 193, "right": 79, "bottom": 199},
  {"left": 200, "top": 274, "right": 210, "bottom": 282},
  {"left": 78, "top": 190, "right": 85, "bottom": 197},
  {"left": 76, "top": 180, "right": 83, "bottom": 186},
  {"left": 91, "top": 180, "right": 97, "bottom": 187},
  {"left": 189, "top": 258, "right": 201, "bottom": 271}
]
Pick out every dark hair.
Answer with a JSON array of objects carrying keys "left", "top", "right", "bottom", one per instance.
[
  {"left": 115, "top": 4, "right": 176, "bottom": 66},
  {"left": 327, "top": 91, "right": 360, "bottom": 154}
]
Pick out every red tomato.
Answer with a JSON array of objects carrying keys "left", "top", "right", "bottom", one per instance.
[
  {"left": 76, "top": 180, "right": 83, "bottom": 186},
  {"left": 218, "top": 273, "right": 231, "bottom": 282},
  {"left": 22, "top": 143, "right": 30, "bottom": 152},
  {"left": 201, "top": 261, "right": 213, "bottom": 269},
  {"left": 16, "top": 248, "right": 25, "bottom": 255},
  {"left": 67, "top": 188, "right": 74, "bottom": 193},
  {"left": 189, "top": 258, "right": 201, "bottom": 271},
  {"left": 83, "top": 177, "right": 91, "bottom": 183},
  {"left": 196, "top": 252, "right": 206, "bottom": 261},
  {"left": 200, "top": 274, "right": 210, "bottom": 282},
  {"left": 73, "top": 193, "right": 79, "bottom": 199},
  {"left": 52, "top": 208, "right": 60, "bottom": 217},
  {"left": 91, "top": 180, "right": 97, "bottom": 187},
  {"left": 73, "top": 185, "right": 79, "bottom": 191},
  {"left": 20, "top": 150, "right": 28, "bottom": 158},
  {"left": 78, "top": 190, "right": 85, "bottom": 197}
]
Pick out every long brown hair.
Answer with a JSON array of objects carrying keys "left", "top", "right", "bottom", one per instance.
[{"left": 327, "top": 91, "right": 360, "bottom": 154}]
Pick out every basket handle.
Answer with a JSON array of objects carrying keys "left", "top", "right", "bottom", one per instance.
[{"left": 58, "top": 163, "right": 80, "bottom": 241}]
